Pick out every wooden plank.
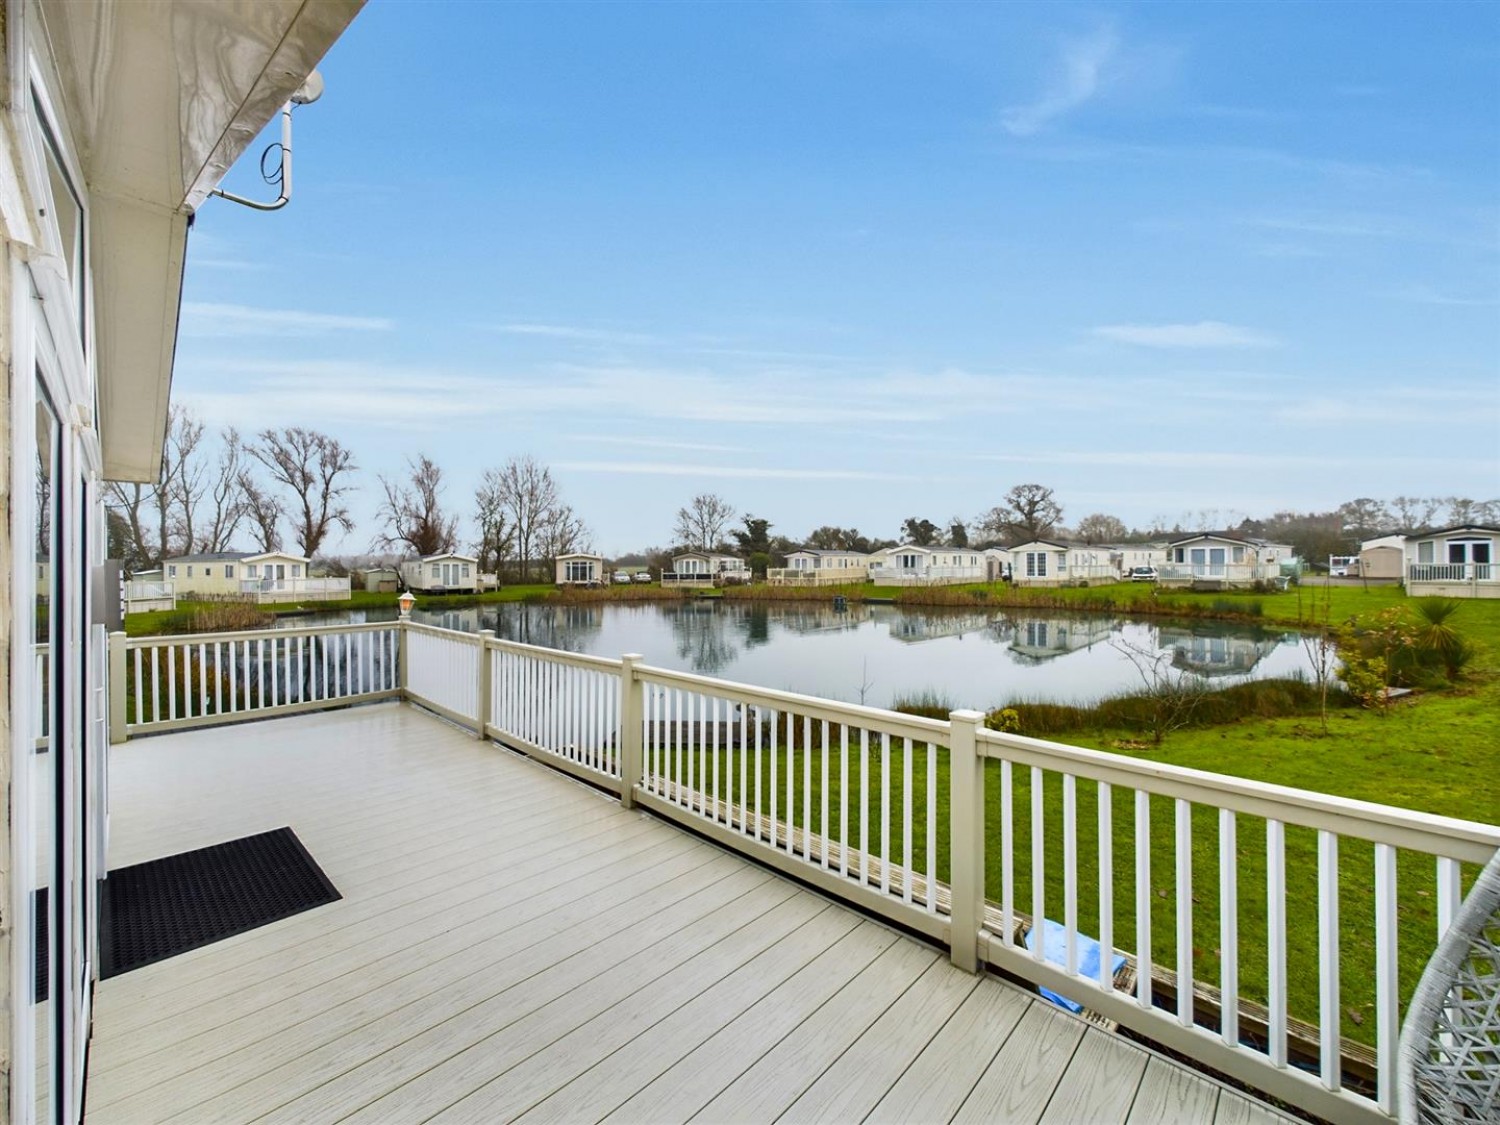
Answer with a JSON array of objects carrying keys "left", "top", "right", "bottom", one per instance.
[
  {"left": 1039, "top": 1027, "right": 1149, "bottom": 1125},
  {"left": 953, "top": 1002, "right": 1086, "bottom": 1124},
  {"left": 1215, "top": 1091, "right": 1293, "bottom": 1124},
  {"left": 90, "top": 848, "right": 755, "bottom": 1117},
  {"left": 865, "top": 978, "right": 1032, "bottom": 1124},
  {"left": 777, "top": 958, "right": 981, "bottom": 1123},
  {"left": 690, "top": 938, "right": 938, "bottom": 1122},
  {"left": 149, "top": 869, "right": 796, "bottom": 1125},
  {"left": 412, "top": 894, "right": 837, "bottom": 1123},
  {"left": 601, "top": 920, "right": 898, "bottom": 1124},
  {"left": 1125, "top": 1056, "right": 1221, "bottom": 1124},
  {"left": 513, "top": 904, "right": 867, "bottom": 1123}
]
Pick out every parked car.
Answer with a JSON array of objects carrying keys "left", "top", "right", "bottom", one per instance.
[
  {"left": 1127, "top": 566, "right": 1158, "bottom": 582},
  {"left": 632, "top": 570, "right": 653, "bottom": 583},
  {"left": 613, "top": 570, "right": 632, "bottom": 584}
]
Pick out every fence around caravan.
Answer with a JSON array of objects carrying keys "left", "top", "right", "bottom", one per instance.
[{"left": 108, "top": 620, "right": 1500, "bottom": 1125}]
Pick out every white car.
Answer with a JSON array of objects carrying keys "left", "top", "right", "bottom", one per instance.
[
  {"left": 612, "top": 571, "right": 632, "bottom": 584},
  {"left": 633, "top": 570, "right": 652, "bottom": 583}
]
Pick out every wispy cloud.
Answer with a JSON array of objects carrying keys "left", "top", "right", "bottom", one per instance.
[
  {"left": 1001, "top": 25, "right": 1119, "bottom": 137},
  {"left": 487, "top": 323, "right": 661, "bottom": 345},
  {"left": 1387, "top": 285, "right": 1499, "bottom": 307},
  {"left": 1091, "top": 321, "right": 1278, "bottom": 349},
  {"left": 566, "top": 435, "right": 751, "bottom": 454},
  {"left": 554, "top": 461, "right": 930, "bottom": 483},
  {"left": 180, "top": 303, "right": 392, "bottom": 337}
]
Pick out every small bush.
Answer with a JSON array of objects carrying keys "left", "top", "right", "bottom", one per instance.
[{"left": 892, "top": 688, "right": 956, "bottom": 719}]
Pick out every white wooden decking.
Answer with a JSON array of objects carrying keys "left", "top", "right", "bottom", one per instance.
[{"left": 85, "top": 704, "right": 1296, "bottom": 1124}]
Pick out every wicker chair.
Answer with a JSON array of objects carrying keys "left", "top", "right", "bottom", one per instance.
[{"left": 1398, "top": 848, "right": 1500, "bottom": 1124}]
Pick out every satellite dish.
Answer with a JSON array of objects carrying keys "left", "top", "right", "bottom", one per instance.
[{"left": 291, "top": 70, "right": 325, "bottom": 106}]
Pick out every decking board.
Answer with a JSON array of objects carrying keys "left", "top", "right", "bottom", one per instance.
[{"left": 86, "top": 704, "right": 1296, "bottom": 1125}]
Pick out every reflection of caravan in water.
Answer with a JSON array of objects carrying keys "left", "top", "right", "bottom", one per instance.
[
  {"left": 1006, "top": 616, "right": 1114, "bottom": 662},
  {"left": 880, "top": 609, "right": 995, "bottom": 643},
  {"left": 1157, "top": 627, "right": 1282, "bottom": 677}
]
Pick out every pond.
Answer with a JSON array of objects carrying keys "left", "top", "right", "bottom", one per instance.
[{"left": 288, "top": 601, "right": 1317, "bottom": 712}]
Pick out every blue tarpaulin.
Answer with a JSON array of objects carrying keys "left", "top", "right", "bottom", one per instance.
[{"left": 1023, "top": 919, "right": 1127, "bottom": 1014}]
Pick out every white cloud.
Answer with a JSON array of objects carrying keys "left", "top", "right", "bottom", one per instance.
[
  {"left": 1001, "top": 25, "right": 1119, "bottom": 137},
  {"left": 180, "top": 303, "right": 393, "bottom": 337},
  {"left": 1091, "top": 321, "right": 1278, "bottom": 349},
  {"left": 567, "top": 435, "right": 751, "bottom": 454},
  {"left": 488, "top": 323, "right": 660, "bottom": 345},
  {"left": 554, "top": 461, "right": 930, "bottom": 483}
]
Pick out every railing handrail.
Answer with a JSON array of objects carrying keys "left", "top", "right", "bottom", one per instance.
[
  {"left": 977, "top": 726, "right": 1500, "bottom": 861},
  {"left": 122, "top": 619, "right": 395, "bottom": 649}
]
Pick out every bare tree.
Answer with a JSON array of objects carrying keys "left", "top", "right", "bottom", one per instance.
[
  {"left": 246, "top": 427, "right": 358, "bottom": 557},
  {"left": 375, "top": 454, "right": 458, "bottom": 558},
  {"left": 981, "top": 483, "right": 1062, "bottom": 542},
  {"left": 539, "top": 503, "right": 590, "bottom": 566},
  {"left": 238, "top": 472, "right": 283, "bottom": 552},
  {"left": 1075, "top": 512, "right": 1127, "bottom": 543},
  {"left": 162, "top": 405, "right": 207, "bottom": 554},
  {"left": 1112, "top": 636, "right": 1209, "bottom": 746},
  {"left": 197, "top": 427, "right": 246, "bottom": 553},
  {"left": 482, "top": 455, "right": 560, "bottom": 582},
  {"left": 472, "top": 473, "right": 515, "bottom": 574},
  {"left": 1389, "top": 496, "right": 1440, "bottom": 531},
  {"left": 1337, "top": 497, "right": 1391, "bottom": 538},
  {"left": 675, "top": 493, "right": 736, "bottom": 551},
  {"left": 105, "top": 480, "right": 160, "bottom": 568}
]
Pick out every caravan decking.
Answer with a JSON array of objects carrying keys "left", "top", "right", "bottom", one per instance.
[{"left": 87, "top": 705, "right": 1289, "bottom": 1124}]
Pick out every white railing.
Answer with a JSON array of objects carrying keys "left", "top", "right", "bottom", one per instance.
[
  {"left": 485, "top": 640, "right": 623, "bottom": 786},
  {"left": 111, "top": 621, "right": 400, "bottom": 739},
  {"left": 766, "top": 566, "right": 870, "bottom": 586},
  {"left": 124, "top": 580, "right": 174, "bottom": 600},
  {"left": 967, "top": 721, "right": 1500, "bottom": 1124},
  {"left": 871, "top": 566, "right": 984, "bottom": 586},
  {"left": 403, "top": 622, "right": 480, "bottom": 727},
  {"left": 238, "top": 576, "right": 352, "bottom": 602},
  {"left": 103, "top": 620, "right": 1500, "bottom": 1123},
  {"left": 1408, "top": 563, "right": 1494, "bottom": 583},
  {"left": 1159, "top": 563, "right": 1281, "bottom": 583}
]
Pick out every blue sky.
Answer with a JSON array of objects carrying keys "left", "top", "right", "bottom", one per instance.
[{"left": 176, "top": 1, "right": 1500, "bottom": 556}]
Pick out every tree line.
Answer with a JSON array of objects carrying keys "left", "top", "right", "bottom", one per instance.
[{"left": 105, "top": 408, "right": 591, "bottom": 583}]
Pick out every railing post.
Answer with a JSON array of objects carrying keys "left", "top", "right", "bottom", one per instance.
[
  {"left": 618, "top": 653, "right": 644, "bottom": 808},
  {"left": 109, "top": 630, "right": 128, "bottom": 744},
  {"left": 474, "top": 630, "right": 494, "bottom": 740},
  {"left": 396, "top": 620, "right": 410, "bottom": 700},
  {"left": 949, "top": 709, "right": 986, "bottom": 972}
]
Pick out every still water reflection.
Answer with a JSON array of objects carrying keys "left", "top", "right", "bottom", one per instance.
[{"left": 301, "top": 601, "right": 1316, "bottom": 712}]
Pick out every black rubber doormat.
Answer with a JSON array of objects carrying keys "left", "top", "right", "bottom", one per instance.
[{"left": 100, "top": 827, "right": 340, "bottom": 979}]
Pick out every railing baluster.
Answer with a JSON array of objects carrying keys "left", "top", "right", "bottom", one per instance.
[
  {"left": 712, "top": 695, "right": 721, "bottom": 822},
  {"left": 839, "top": 724, "right": 849, "bottom": 874},
  {"left": 1375, "top": 842, "right": 1398, "bottom": 1115},
  {"left": 1098, "top": 780, "right": 1113, "bottom": 989},
  {"left": 1267, "top": 818, "right": 1287, "bottom": 1068},
  {"left": 1176, "top": 798, "right": 1193, "bottom": 1027},
  {"left": 1064, "top": 774, "right": 1078, "bottom": 976},
  {"left": 785, "top": 711, "right": 796, "bottom": 852},
  {"left": 902, "top": 736, "right": 913, "bottom": 904},
  {"left": 1220, "top": 808, "right": 1238, "bottom": 1048},
  {"left": 769, "top": 708, "right": 778, "bottom": 847},
  {"left": 1001, "top": 760, "right": 1014, "bottom": 945},
  {"left": 925, "top": 741, "right": 937, "bottom": 913},
  {"left": 1031, "top": 766, "right": 1045, "bottom": 963},
  {"left": 1318, "top": 830, "right": 1341, "bottom": 1092},
  {"left": 859, "top": 727, "right": 869, "bottom": 885},
  {"left": 1136, "top": 789, "right": 1152, "bottom": 1008},
  {"left": 754, "top": 704, "right": 763, "bottom": 840},
  {"left": 880, "top": 731, "right": 891, "bottom": 894},
  {"left": 821, "top": 720, "right": 830, "bottom": 870},
  {"left": 803, "top": 716, "right": 812, "bottom": 860},
  {"left": 1436, "top": 855, "right": 1460, "bottom": 938},
  {"left": 150, "top": 644, "right": 161, "bottom": 723},
  {"left": 739, "top": 703, "right": 749, "bottom": 832}
]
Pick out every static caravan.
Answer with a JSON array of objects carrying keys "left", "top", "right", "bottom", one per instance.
[
  {"left": 1404, "top": 525, "right": 1499, "bottom": 598},
  {"left": 556, "top": 552, "right": 606, "bottom": 586},
  {"left": 401, "top": 552, "right": 481, "bottom": 593},
  {"left": 0, "top": 4, "right": 361, "bottom": 1121}
]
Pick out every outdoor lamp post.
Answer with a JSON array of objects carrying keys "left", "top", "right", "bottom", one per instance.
[{"left": 398, "top": 591, "right": 415, "bottom": 618}]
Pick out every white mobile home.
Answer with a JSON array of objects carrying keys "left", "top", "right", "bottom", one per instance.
[
  {"left": 163, "top": 551, "right": 350, "bottom": 603},
  {"left": 1159, "top": 534, "right": 1291, "bottom": 589},
  {"left": 663, "top": 552, "right": 749, "bottom": 587},
  {"left": 401, "top": 552, "right": 481, "bottom": 593},
  {"left": 1007, "top": 541, "right": 1119, "bottom": 587},
  {"left": 767, "top": 549, "right": 872, "bottom": 586},
  {"left": 1404, "top": 525, "right": 1499, "bottom": 598},
  {"left": 0, "top": 4, "right": 360, "bottom": 1120},
  {"left": 1358, "top": 534, "right": 1406, "bottom": 581},
  {"left": 555, "top": 552, "right": 606, "bottom": 586},
  {"left": 869, "top": 545, "right": 985, "bottom": 586}
]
